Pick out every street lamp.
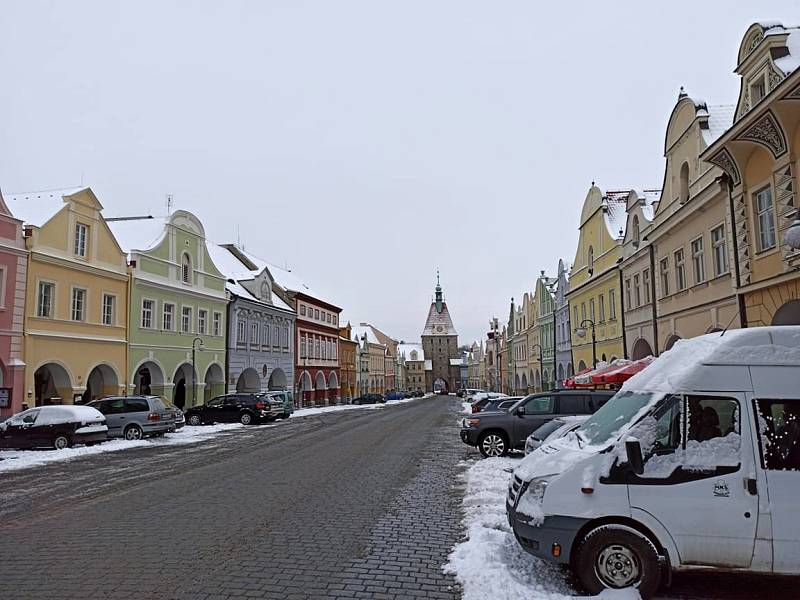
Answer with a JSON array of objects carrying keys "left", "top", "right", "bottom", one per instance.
[
  {"left": 530, "top": 343, "right": 544, "bottom": 391},
  {"left": 191, "top": 336, "right": 205, "bottom": 405},
  {"left": 575, "top": 319, "right": 597, "bottom": 368},
  {"left": 787, "top": 217, "right": 800, "bottom": 250}
]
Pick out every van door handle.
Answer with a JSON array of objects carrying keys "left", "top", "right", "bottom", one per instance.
[{"left": 745, "top": 478, "right": 757, "bottom": 495}]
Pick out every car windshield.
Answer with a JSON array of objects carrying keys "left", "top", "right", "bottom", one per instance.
[
  {"left": 576, "top": 391, "right": 659, "bottom": 446},
  {"left": 532, "top": 419, "right": 563, "bottom": 440}
]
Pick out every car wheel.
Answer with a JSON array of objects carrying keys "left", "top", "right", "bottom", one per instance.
[
  {"left": 575, "top": 525, "right": 662, "bottom": 599},
  {"left": 353, "top": 400, "right": 360, "bottom": 405},
  {"left": 187, "top": 414, "right": 202, "bottom": 426},
  {"left": 239, "top": 412, "right": 253, "bottom": 425},
  {"left": 282, "top": 412, "right": 291, "bottom": 419},
  {"left": 124, "top": 424, "right": 144, "bottom": 441},
  {"left": 478, "top": 431, "right": 508, "bottom": 458},
  {"left": 53, "top": 434, "right": 71, "bottom": 450}
]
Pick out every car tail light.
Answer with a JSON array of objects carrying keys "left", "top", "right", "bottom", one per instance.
[
  {"left": 255, "top": 401, "right": 265, "bottom": 409},
  {"left": 471, "top": 405, "right": 480, "bottom": 413},
  {"left": 147, "top": 412, "right": 161, "bottom": 421}
]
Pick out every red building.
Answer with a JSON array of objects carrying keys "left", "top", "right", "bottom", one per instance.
[{"left": 0, "top": 192, "right": 28, "bottom": 417}]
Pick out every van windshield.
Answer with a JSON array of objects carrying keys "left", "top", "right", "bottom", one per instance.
[{"left": 577, "top": 391, "right": 658, "bottom": 446}]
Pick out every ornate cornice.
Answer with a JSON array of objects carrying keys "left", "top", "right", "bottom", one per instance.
[
  {"left": 707, "top": 148, "right": 741, "bottom": 186},
  {"left": 736, "top": 110, "right": 788, "bottom": 158}
]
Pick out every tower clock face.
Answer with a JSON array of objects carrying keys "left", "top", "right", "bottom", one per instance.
[{"left": 436, "top": 325, "right": 445, "bottom": 333}]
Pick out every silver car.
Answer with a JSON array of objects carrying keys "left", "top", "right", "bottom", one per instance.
[
  {"left": 524, "top": 415, "right": 590, "bottom": 455},
  {"left": 88, "top": 396, "right": 175, "bottom": 440}
]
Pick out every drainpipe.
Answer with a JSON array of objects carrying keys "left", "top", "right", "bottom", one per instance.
[
  {"left": 725, "top": 176, "right": 748, "bottom": 328},
  {"left": 648, "top": 243, "right": 659, "bottom": 356},
  {"left": 617, "top": 264, "right": 628, "bottom": 358}
]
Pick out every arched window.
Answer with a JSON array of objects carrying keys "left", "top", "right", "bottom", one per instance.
[
  {"left": 632, "top": 215, "right": 640, "bottom": 245},
  {"left": 679, "top": 162, "right": 689, "bottom": 203},
  {"left": 588, "top": 246, "right": 594, "bottom": 274},
  {"left": 181, "top": 253, "right": 192, "bottom": 284}
]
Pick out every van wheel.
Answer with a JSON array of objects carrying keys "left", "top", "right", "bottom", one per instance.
[
  {"left": 124, "top": 424, "right": 143, "bottom": 441},
  {"left": 53, "top": 434, "right": 71, "bottom": 450},
  {"left": 575, "top": 525, "right": 662, "bottom": 599},
  {"left": 187, "top": 414, "right": 202, "bottom": 426},
  {"left": 478, "top": 431, "right": 508, "bottom": 458},
  {"left": 239, "top": 412, "right": 253, "bottom": 425}
]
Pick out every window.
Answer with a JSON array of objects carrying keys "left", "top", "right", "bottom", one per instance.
[
  {"left": 322, "top": 339, "right": 327, "bottom": 359},
  {"left": 523, "top": 395, "right": 553, "bottom": 415},
  {"left": 237, "top": 320, "right": 246, "bottom": 345},
  {"left": 633, "top": 274, "right": 641, "bottom": 307},
  {"left": 37, "top": 282, "right": 55, "bottom": 318},
  {"left": 283, "top": 327, "right": 289, "bottom": 348},
  {"left": 333, "top": 340, "right": 338, "bottom": 359},
  {"left": 198, "top": 309, "right": 208, "bottom": 335},
  {"left": 74, "top": 223, "right": 88, "bottom": 257},
  {"left": 625, "top": 279, "right": 632, "bottom": 309},
  {"left": 711, "top": 225, "right": 729, "bottom": 276},
  {"left": 327, "top": 313, "right": 332, "bottom": 323},
  {"left": 314, "top": 309, "right": 320, "bottom": 320},
  {"left": 751, "top": 76, "right": 766, "bottom": 104},
  {"left": 181, "top": 253, "right": 192, "bottom": 284},
  {"left": 213, "top": 312, "right": 222, "bottom": 336},
  {"left": 273, "top": 325, "right": 279, "bottom": 347},
  {"left": 754, "top": 186, "right": 776, "bottom": 251},
  {"left": 632, "top": 215, "right": 640, "bottom": 245},
  {"left": 333, "top": 315, "right": 337, "bottom": 325},
  {"left": 573, "top": 306, "right": 578, "bottom": 328},
  {"left": 181, "top": 306, "right": 192, "bottom": 333},
  {"left": 314, "top": 339, "right": 320, "bottom": 358},
  {"left": 321, "top": 311, "right": 326, "bottom": 322},
  {"left": 679, "top": 162, "right": 689, "bottom": 203},
  {"left": 300, "top": 336, "right": 307, "bottom": 358},
  {"left": 581, "top": 302, "right": 586, "bottom": 321},
  {"left": 141, "top": 299, "right": 154, "bottom": 328},
  {"left": 558, "top": 394, "right": 585, "bottom": 414},
  {"left": 660, "top": 257, "right": 670, "bottom": 296},
  {"left": 609, "top": 289, "right": 616, "bottom": 319},
  {"left": 300, "top": 305, "right": 306, "bottom": 316},
  {"left": 163, "top": 303, "right": 175, "bottom": 331},
  {"left": 588, "top": 246, "right": 594, "bottom": 273},
  {"left": 71, "top": 288, "right": 86, "bottom": 321},
  {"left": 251, "top": 322, "right": 259, "bottom": 345},
  {"left": 691, "top": 237, "right": 705, "bottom": 284},
  {"left": 643, "top": 269, "right": 651, "bottom": 304},
  {"left": 263, "top": 324, "right": 270, "bottom": 346},
  {"left": 102, "top": 294, "right": 115, "bottom": 326},
  {"left": 589, "top": 299, "right": 595, "bottom": 323},
  {"left": 756, "top": 399, "right": 800, "bottom": 470},
  {"left": 674, "top": 249, "right": 686, "bottom": 291},
  {"left": 600, "top": 295, "right": 606, "bottom": 321}
]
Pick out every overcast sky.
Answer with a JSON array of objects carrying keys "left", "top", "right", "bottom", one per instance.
[{"left": 2, "top": 1, "right": 797, "bottom": 345}]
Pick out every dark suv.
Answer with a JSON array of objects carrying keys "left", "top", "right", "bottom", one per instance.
[
  {"left": 184, "top": 393, "right": 283, "bottom": 426},
  {"left": 459, "top": 390, "right": 615, "bottom": 457},
  {"left": 353, "top": 393, "right": 385, "bottom": 405}
]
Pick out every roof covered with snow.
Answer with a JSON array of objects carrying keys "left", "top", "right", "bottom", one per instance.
[
  {"left": 398, "top": 343, "right": 425, "bottom": 361},
  {"left": 602, "top": 191, "right": 629, "bottom": 240},
  {"left": 757, "top": 22, "right": 800, "bottom": 75},
  {"left": 700, "top": 104, "right": 735, "bottom": 147},
  {"left": 450, "top": 358, "right": 465, "bottom": 366},
  {"left": 4, "top": 186, "right": 87, "bottom": 227},
  {"left": 422, "top": 301, "right": 458, "bottom": 336},
  {"left": 351, "top": 324, "right": 386, "bottom": 347},
  {"left": 106, "top": 216, "right": 168, "bottom": 255}
]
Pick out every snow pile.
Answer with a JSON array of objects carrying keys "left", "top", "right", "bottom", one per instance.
[
  {"left": 462, "top": 402, "right": 473, "bottom": 414},
  {"left": 446, "top": 457, "right": 641, "bottom": 600},
  {"left": 644, "top": 433, "right": 741, "bottom": 478},
  {"left": 0, "top": 422, "right": 244, "bottom": 473}
]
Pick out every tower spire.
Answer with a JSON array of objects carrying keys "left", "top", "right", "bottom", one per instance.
[{"left": 434, "top": 270, "right": 443, "bottom": 312}]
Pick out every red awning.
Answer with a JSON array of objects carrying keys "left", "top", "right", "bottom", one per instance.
[
  {"left": 593, "top": 356, "right": 655, "bottom": 384},
  {"left": 573, "top": 362, "right": 624, "bottom": 387},
  {"left": 563, "top": 367, "right": 594, "bottom": 389}
]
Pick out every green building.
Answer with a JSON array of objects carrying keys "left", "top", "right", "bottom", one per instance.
[{"left": 108, "top": 210, "right": 227, "bottom": 409}]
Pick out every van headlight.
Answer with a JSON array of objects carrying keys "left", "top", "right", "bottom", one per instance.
[{"left": 527, "top": 477, "right": 552, "bottom": 504}]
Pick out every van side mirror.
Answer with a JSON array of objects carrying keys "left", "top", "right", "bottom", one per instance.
[
  {"left": 515, "top": 406, "right": 525, "bottom": 417},
  {"left": 625, "top": 439, "right": 644, "bottom": 475}
]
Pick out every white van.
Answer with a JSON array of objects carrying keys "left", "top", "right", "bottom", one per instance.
[{"left": 506, "top": 326, "right": 800, "bottom": 598}]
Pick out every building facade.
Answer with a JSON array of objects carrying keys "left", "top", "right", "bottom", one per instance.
[
  {"left": 7, "top": 187, "right": 129, "bottom": 408},
  {"left": 702, "top": 22, "right": 800, "bottom": 328},
  {"left": 421, "top": 276, "right": 460, "bottom": 392},
  {"left": 553, "top": 259, "right": 572, "bottom": 387},
  {"left": 338, "top": 323, "right": 358, "bottom": 401},
  {"left": 534, "top": 272, "right": 556, "bottom": 390},
  {"left": 351, "top": 323, "right": 388, "bottom": 394},
  {"left": 0, "top": 193, "right": 27, "bottom": 417},
  {"left": 208, "top": 244, "right": 295, "bottom": 396},
  {"left": 567, "top": 185, "right": 627, "bottom": 370},
  {"left": 108, "top": 210, "right": 227, "bottom": 409}
]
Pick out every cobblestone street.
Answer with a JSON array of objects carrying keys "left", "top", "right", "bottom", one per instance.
[{"left": 0, "top": 398, "right": 468, "bottom": 600}]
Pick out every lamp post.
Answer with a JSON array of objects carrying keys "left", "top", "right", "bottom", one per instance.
[
  {"left": 787, "top": 217, "right": 800, "bottom": 251},
  {"left": 191, "top": 336, "right": 205, "bottom": 405},
  {"left": 530, "top": 343, "right": 544, "bottom": 391},
  {"left": 575, "top": 319, "right": 597, "bottom": 368}
]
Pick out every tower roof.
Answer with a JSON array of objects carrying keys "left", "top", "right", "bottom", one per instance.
[{"left": 422, "top": 274, "right": 457, "bottom": 336}]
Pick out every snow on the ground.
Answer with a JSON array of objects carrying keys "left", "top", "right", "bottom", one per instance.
[
  {"left": 291, "top": 394, "right": 431, "bottom": 418},
  {"left": 445, "top": 457, "right": 641, "bottom": 600},
  {"left": 0, "top": 422, "right": 245, "bottom": 473}
]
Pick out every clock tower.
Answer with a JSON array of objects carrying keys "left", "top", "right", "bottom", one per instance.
[{"left": 421, "top": 273, "right": 460, "bottom": 392}]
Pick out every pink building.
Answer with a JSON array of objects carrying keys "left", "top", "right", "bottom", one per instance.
[{"left": 0, "top": 192, "right": 27, "bottom": 418}]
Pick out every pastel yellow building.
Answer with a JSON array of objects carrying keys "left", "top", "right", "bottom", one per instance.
[
  {"left": 6, "top": 187, "right": 129, "bottom": 406},
  {"left": 567, "top": 185, "right": 626, "bottom": 371}
]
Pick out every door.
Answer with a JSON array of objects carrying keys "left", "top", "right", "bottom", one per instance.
[
  {"left": 627, "top": 394, "right": 758, "bottom": 568},
  {"left": 754, "top": 398, "right": 800, "bottom": 574},
  {"left": 203, "top": 396, "right": 225, "bottom": 422},
  {"left": 102, "top": 398, "right": 127, "bottom": 436},
  {"left": 2, "top": 410, "right": 39, "bottom": 448},
  {"left": 512, "top": 395, "right": 554, "bottom": 448},
  {"left": 555, "top": 393, "right": 586, "bottom": 417},
  {"left": 221, "top": 395, "right": 243, "bottom": 422}
]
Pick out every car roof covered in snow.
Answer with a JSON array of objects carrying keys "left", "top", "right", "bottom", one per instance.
[
  {"left": 622, "top": 326, "right": 800, "bottom": 393},
  {"left": 7, "top": 404, "right": 104, "bottom": 424}
]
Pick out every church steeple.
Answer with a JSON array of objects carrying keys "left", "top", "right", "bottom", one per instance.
[{"left": 435, "top": 270, "right": 443, "bottom": 313}]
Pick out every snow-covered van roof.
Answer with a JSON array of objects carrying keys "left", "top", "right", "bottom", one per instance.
[{"left": 622, "top": 327, "right": 800, "bottom": 394}]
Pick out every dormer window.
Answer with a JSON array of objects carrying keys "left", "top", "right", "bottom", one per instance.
[
  {"left": 181, "top": 253, "right": 192, "bottom": 284},
  {"left": 74, "top": 223, "right": 88, "bottom": 257},
  {"left": 751, "top": 75, "right": 766, "bottom": 105},
  {"left": 260, "top": 280, "right": 271, "bottom": 302}
]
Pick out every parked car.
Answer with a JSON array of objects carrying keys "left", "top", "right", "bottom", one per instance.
[
  {"left": 470, "top": 393, "right": 510, "bottom": 413},
  {"left": 0, "top": 405, "right": 108, "bottom": 450},
  {"left": 353, "top": 393, "right": 385, "bottom": 405},
  {"left": 386, "top": 392, "right": 405, "bottom": 401},
  {"left": 524, "top": 415, "right": 589, "bottom": 455},
  {"left": 484, "top": 396, "right": 523, "bottom": 413},
  {"left": 460, "top": 389, "right": 614, "bottom": 457},
  {"left": 162, "top": 400, "right": 185, "bottom": 431},
  {"left": 464, "top": 389, "right": 487, "bottom": 400},
  {"left": 87, "top": 396, "right": 174, "bottom": 440},
  {"left": 506, "top": 327, "right": 800, "bottom": 599},
  {"left": 456, "top": 388, "right": 466, "bottom": 398},
  {"left": 265, "top": 390, "right": 295, "bottom": 418},
  {"left": 184, "top": 393, "right": 283, "bottom": 426},
  {"left": 413, "top": 390, "right": 425, "bottom": 397}
]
